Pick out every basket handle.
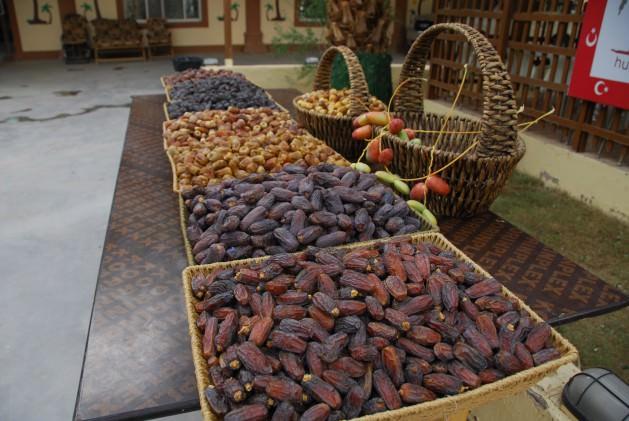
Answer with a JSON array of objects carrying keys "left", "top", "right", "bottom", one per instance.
[
  {"left": 313, "top": 46, "right": 371, "bottom": 117},
  {"left": 395, "top": 23, "right": 518, "bottom": 157}
]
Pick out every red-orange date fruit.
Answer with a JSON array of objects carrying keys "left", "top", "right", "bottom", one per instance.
[
  {"left": 302, "top": 374, "right": 342, "bottom": 409},
  {"left": 368, "top": 322, "right": 399, "bottom": 341},
  {"left": 248, "top": 317, "right": 273, "bottom": 347},
  {"left": 453, "top": 342, "right": 488, "bottom": 371},
  {"left": 279, "top": 351, "right": 305, "bottom": 381},
  {"left": 321, "top": 332, "right": 349, "bottom": 363},
  {"left": 204, "top": 385, "right": 229, "bottom": 415},
  {"left": 478, "top": 368, "right": 506, "bottom": 384},
  {"left": 448, "top": 360, "right": 481, "bottom": 389},
  {"left": 224, "top": 403, "right": 268, "bottom": 421},
  {"left": 373, "top": 369, "right": 402, "bottom": 410},
  {"left": 525, "top": 323, "right": 552, "bottom": 353},
  {"left": 329, "top": 357, "right": 366, "bottom": 378},
  {"left": 399, "top": 383, "right": 437, "bottom": 404},
  {"left": 514, "top": 342, "right": 534, "bottom": 369},
  {"left": 273, "top": 304, "right": 305, "bottom": 320},
  {"left": 371, "top": 278, "right": 391, "bottom": 306},
  {"left": 379, "top": 148, "right": 394, "bottom": 165},
  {"left": 423, "top": 373, "right": 463, "bottom": 395},
  {"left": 352, "top": 124, "right": 373, "bottom": 141},
  {"left": 495, "top": 351, "right": 524, "bottom": 374},
  {"left": 441, "top": 282, "right": 459, "bottom": 311},
  {"left": 336, "top": 300, "right": 367, "bottom": 316},
  {"left": 384, "top": 308, "right": 411, "bottom": 331},
  {"left": 300, "top": 403, "right": 330, "bottom": 421},
  {"left": 269, "top": 331, "right": 307, "bottom": 354},
  {"left": 365, "top": 296, "right": 385, "bottom": 320},
  {"left": 362, "top": 397, "right": 387, "bottom": 415},
  {"left": 383, "top": 248, "right": 407, "bottom": 282},
  {"left": 317, "top": 273, "right": 338, "bottom": 299},
  {"left": 463, "top": 326, "right": 493, "bottom": 359},
  {"left": 215, "top": 312, "right": 238, "bottom": 352},
  {"left": 277, "top": 290, "right": 309, "bottom": 305},
  {"left": 343, "top": 385, "right": 366, "bottom": 419},
  {"left": 312, "top": 292, "right": 339, "bottom": 317},
  {"left": 433, "top": 342, "right": 454, "bottom": 361},
  {"left": 382, "top": 346, "right": 405, "bottom": 387},
  {"left": 265, "top": 377, "right": 304, "bottom": 403},
  {"left": 306, "top": 342, "right": 325, "bottom": 377},
  {"left": 408, "top": 325, "right": 441, "bottom": 346},
  {"left": 322, "top": 370, "right": 358, "bottom": 394},
  {"left": 426, "top": 175, "right": 451, "bottom": 196},
  {"left": 476, "top": 295, "right": 514, "bottom": 314},
  {"left": 384, "top": 275, "right": 408, "bottom": 302},
  {"left": 308, "top": 305, "right": 335, "bottom": 331},
  {"left": 223, "top": 377, "right": 245, "bottom": 402},
  {"left": 476, "top": 313, "right": 500, "bottom": 349},
  {"left": 397, "top": 295, "right": 433, "bottom": 315},
  {"left": 339, "top": 270, "right": 376, "bottom": 293},
  {"left": 350, "top": 343, "right": 379, "bottom": 362},
  {"left": 397, "top": 338, "right": 435, "bottom": 362},
  {"left": 202, "top": 317, "right": 219, "bottom": 358},
  {"left": 237, "top": 342, "right": 273, "bottom": 375},
  {"left": 532, "top": 348, "right": 560, "bottom": 366},
  {"left": 460, "top": 294, "right": 480, "bottom": 320},
  {"left": 465, "top": 278, "right": 502, "bottom": 299}
]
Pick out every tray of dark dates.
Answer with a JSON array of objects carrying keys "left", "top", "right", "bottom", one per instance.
[
  {"left": 181, "top": 163, "right": 438, "bottom": 266},
  {"left": 182, "top": 232, "right": 578, "bottom": 421}
]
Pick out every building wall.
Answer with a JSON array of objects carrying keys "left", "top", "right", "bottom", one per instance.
[
  {"left": 260, "top": 0, "right": 325, "bottom": 45},
  {"left": 13, "top": 0, "right": 63, "bottom": 52},
  {"left": 10, "top": 0, "right": 411, "bottom": 56}
]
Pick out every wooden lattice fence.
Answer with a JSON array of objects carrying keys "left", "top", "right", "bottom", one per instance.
[{"left": 428, "top": 0, "right": 628, "bottom": 165}]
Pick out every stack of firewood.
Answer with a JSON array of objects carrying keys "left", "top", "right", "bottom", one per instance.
[{"left": 326, "top": 0, "right": 394, "bottom": 53}]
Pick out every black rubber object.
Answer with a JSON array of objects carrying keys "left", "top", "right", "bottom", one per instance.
[
  {"left": 562, "top": 368, "right": 629, "bottom": 421},
  {"left": 173, "top": 56, "right": 204, "bottom": 72}
]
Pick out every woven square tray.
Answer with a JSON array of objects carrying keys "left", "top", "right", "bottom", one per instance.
[{"left": 181, "top": 232, "right": 579, "bottom": 421}]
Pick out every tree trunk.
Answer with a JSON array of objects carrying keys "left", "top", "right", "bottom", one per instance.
[
  {"left": 94, "top": 0, "right": 102, "bottom": 19},
  {"left": 232, "top": 7, "right": 239, "bottom": 21},
  {"left": 273, "top": 0, "right": 284, "bottom": 20},
  {"left": 28, "top": 0, "right": 45, "bottom": 24},
  {"left": 47, "top": 11, "right": 52, "bottom": 24}
]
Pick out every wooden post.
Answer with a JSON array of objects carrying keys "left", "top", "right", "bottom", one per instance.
[
  {"left": 223, "top": 0, "right": 233, "bottom": 66},
  {"left": 496, "top": 0, "right": 513, "bottom": 59},
  {"left": 392, "top": 0, "right": 408, "bottom": 53},
  {"left": 244, "top": 0, "right": 265, "bottom": 53},
  {"left": 571, "top": 102, "right": 594, "bottom": 152}
]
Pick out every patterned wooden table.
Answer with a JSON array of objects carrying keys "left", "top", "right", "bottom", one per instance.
[{"left": 73, "top": 93, "right": 628, "bottom": 421}]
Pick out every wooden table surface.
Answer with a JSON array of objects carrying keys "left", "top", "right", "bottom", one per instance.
[{"left": 73, "top": 92, "right": 628, "bottom": 421}]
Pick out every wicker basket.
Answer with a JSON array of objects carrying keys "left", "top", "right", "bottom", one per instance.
[
  {"left": 182, "top": 232, "right": 578, "bottom": 421},
  {"left": 293, "top": 46, "right": 372, "bottom": 162},
  {"left": 178, "top": 192, "right": 439, "bottom": 266},
  {"left": 381, "top": 23, "right": 525, "bottom": 218}
]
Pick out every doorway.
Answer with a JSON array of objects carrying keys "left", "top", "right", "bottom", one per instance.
[{"left": 0, "top": 0, "right": 15, "bottom": 60}]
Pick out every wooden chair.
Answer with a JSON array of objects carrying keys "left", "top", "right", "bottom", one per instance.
[
  {"left": 61, "top": 14, "right": 90, "bottom": 63},
  {"left": 145, "top": 17, "right": 173, "bottom": 59},
  {"left": 92, "top": 18, "right": 145, "bottom": 62}
]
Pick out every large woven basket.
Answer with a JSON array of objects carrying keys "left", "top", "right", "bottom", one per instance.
[
  {"left": 293, "top": 46, "right": 372, "bottom": 162},
  {"left": 382, "top": 23, "right": 525, "bottom": 218},
  {"left": 182, "top": 232, "right": 578, "bottom": 421}
]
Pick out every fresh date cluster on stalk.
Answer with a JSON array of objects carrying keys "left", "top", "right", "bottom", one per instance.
[
  {"left": 191, "top": 240, "right": 561, "bottom": 420},
  {"left": 184, "top": 163, "right": 426, "bottom": 265}
]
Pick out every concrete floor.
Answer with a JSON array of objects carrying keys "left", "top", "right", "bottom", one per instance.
[{"left": 0, "top": 58, "right": 201, "bottom": 421}]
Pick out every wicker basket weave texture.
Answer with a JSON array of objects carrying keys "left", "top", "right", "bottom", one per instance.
[
  {"left": 182, "top": 232, "right": 578, "bottom": 421},
  {"left": 293, "top": 46, "right": 371, "bottom": 162},
  {"left": 382, "top": 23, "right": 525, "bottom": 218}
]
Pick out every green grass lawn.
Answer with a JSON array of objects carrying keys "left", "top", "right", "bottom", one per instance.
[{"left": 491, "top": 172, "right": 629, "bottom": 381}]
